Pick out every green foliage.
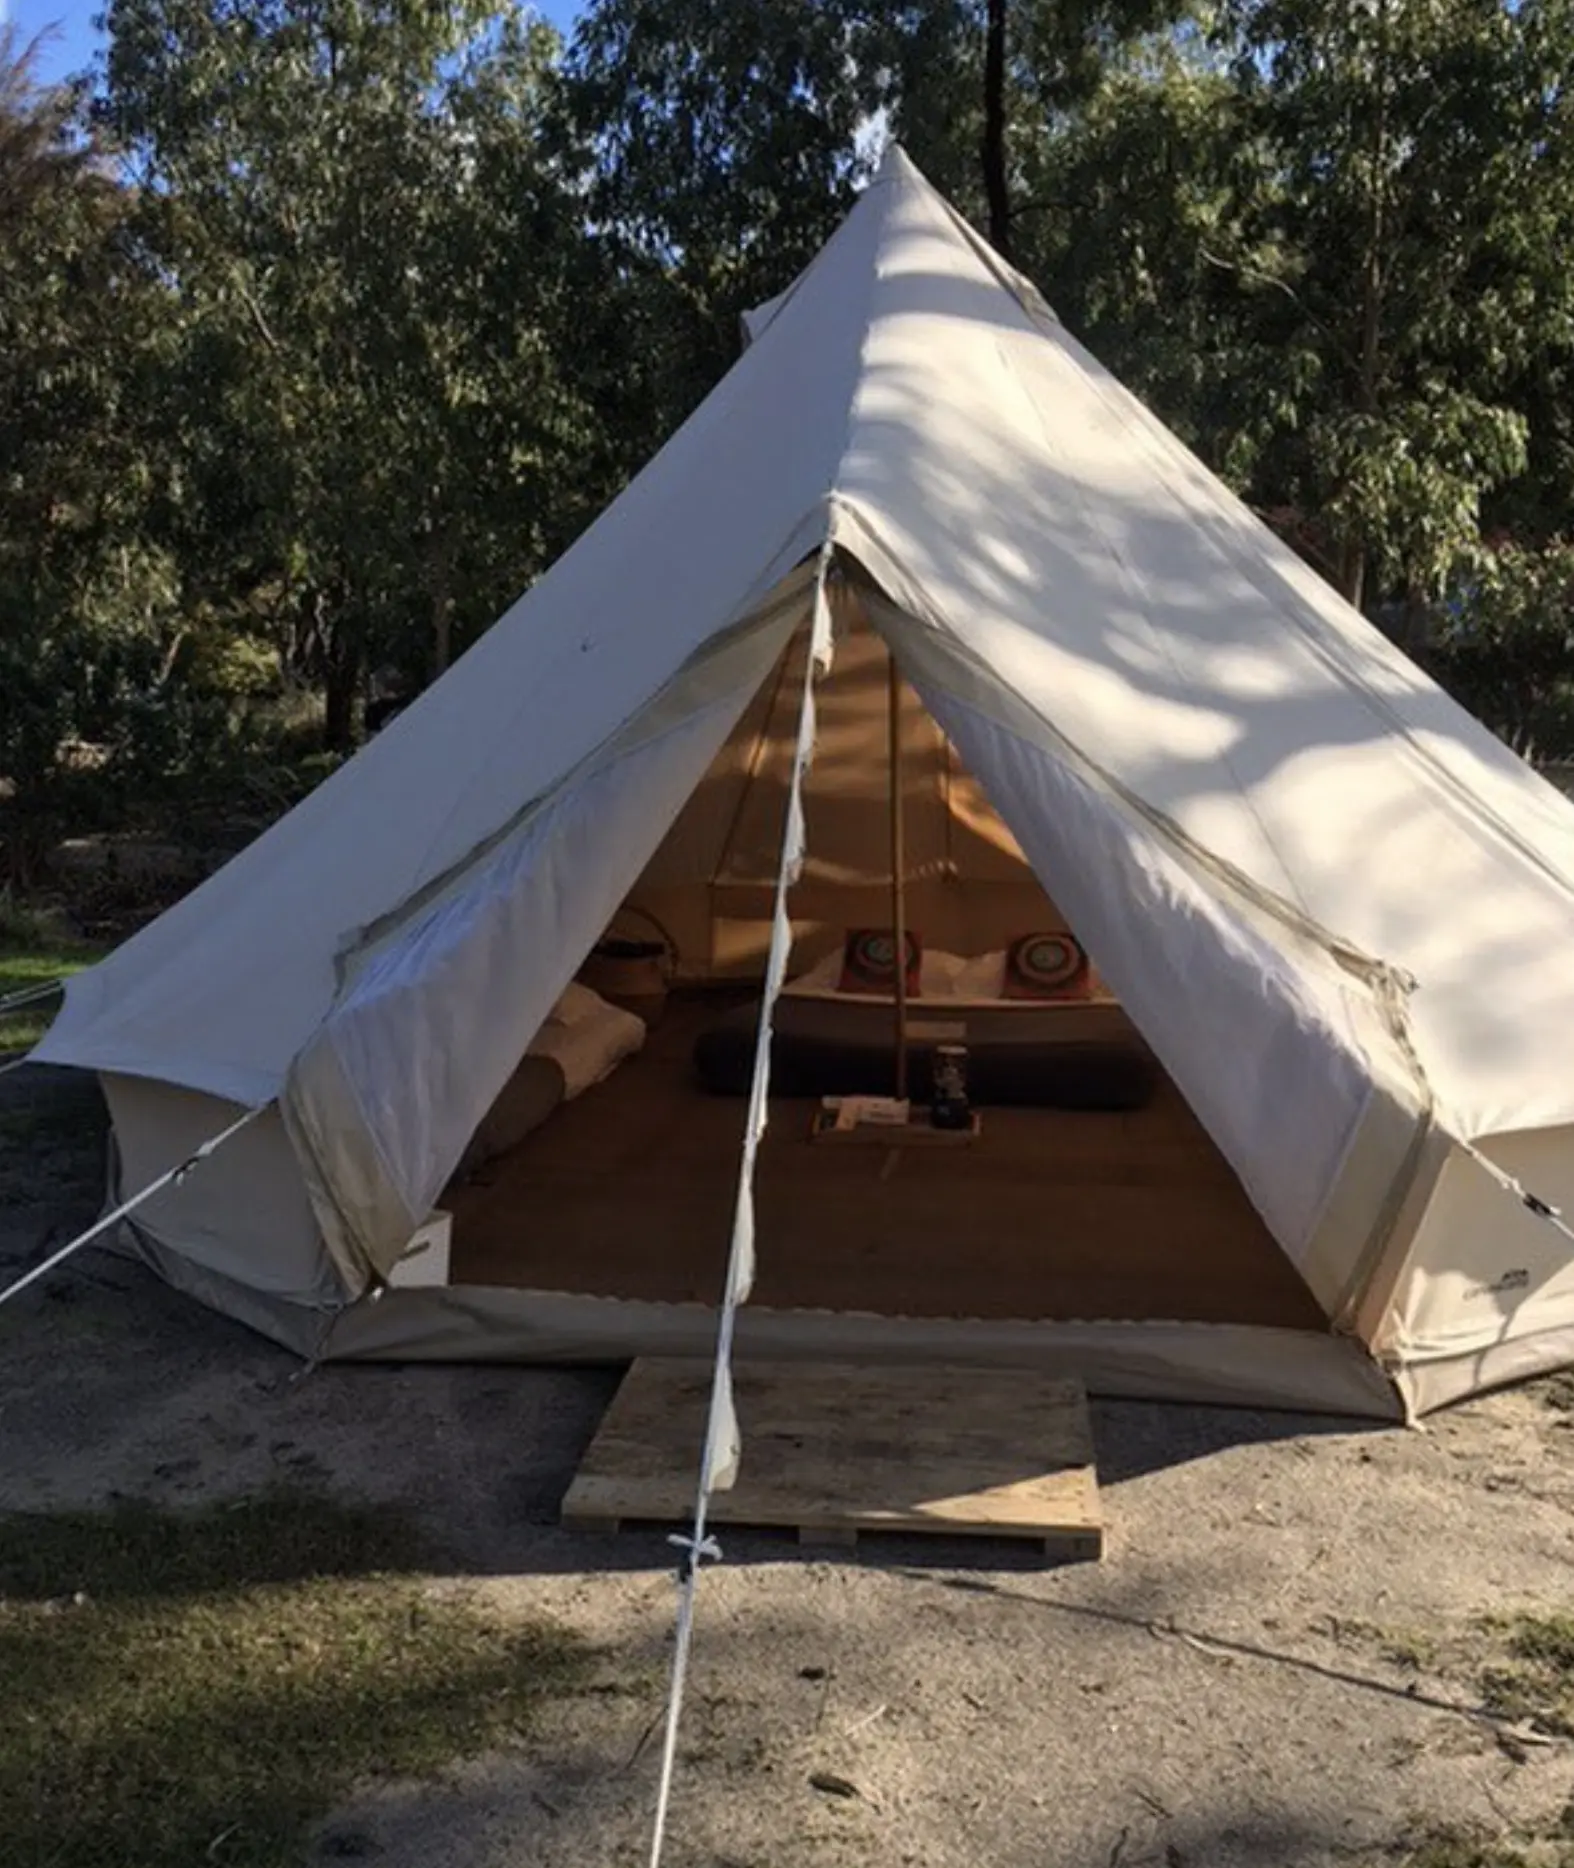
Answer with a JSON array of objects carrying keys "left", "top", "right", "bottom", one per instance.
[
  {"left": 0, "top": 896, "right": 100, "bottom": 1052},
  {"left": 99, "top": 0, "right": 616, "bottom": 744},
  {"left": 560, "top": 0, "right": 889, "bottom": 439},
  {"left": 1425, "top": 544, "right": 1574, "bottom": 757},
  {"left": 560, "top": 2, "right": 1188, "bottom": 434},
  {"left": 0, "top": 1492, "right": 584, "bottom": 1868},
  {"left": 6, "top": 0, "right": 1574, "bottom": 902},
  {"left": 0, "top": 28, "right": 188, "bottom": 885}
]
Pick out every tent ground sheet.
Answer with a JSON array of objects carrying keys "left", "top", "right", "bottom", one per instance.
[{"left": 445, "top": 997, "right": 1325, "bottom": 1333}]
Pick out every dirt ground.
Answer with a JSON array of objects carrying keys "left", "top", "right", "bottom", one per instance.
[{"left": 1, "top": 1064, "right": 1572, "bottom": 1868}]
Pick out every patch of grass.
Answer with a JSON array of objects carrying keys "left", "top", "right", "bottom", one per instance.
[
  {"left": 1480, "top": 1610, "right": 1574, "bottom": 1738},
  {"left": 1385, "top": 1825, "right": 1574, "bottom": 1868},
  {"left": 1381, "top": 1626, "right": 1442, "bottom": 1672},
  {"left": 0, "top": 895, "right": 105, "bottom": 1053},
  {"left": 0, "top": 1492, "right": 584, "bottom": 1868},
  {"left": 1538, "top": 1371, "right": 1574, "bottom": 1415},
  {"left": 1389, "top": 1834, "right": 1542, "bottom": 1868}
]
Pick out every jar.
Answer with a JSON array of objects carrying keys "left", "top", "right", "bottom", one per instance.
[{"left": 931, "top": 1042, "right": 971, "bottom": 1130}]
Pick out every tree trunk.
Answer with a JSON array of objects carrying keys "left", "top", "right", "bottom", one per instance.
[
  {"left": 428, "top": 525, "right": 454, "bottom": 682},
  {"left": 981, "top": 0, "right": 1011, "bottom": 261},
  {"left": 1395, "top": 584, "right": 1430, "bottom": 653},
  {"left": 322, "top": 606, "right": 365, "bottom": 755},
  {"left": 323, "top": 661, "right": 361, "bottom": 754},
  {"left": 1340, "top": 0, "right": 1391, "bottom": 615},
  {"left": 1338, "top": 535, "right": 1367, "bottom": 613}
]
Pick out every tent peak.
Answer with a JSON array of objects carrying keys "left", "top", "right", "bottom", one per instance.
[{"left": 872, "top": 141, "right": 924, "bottom": 188}]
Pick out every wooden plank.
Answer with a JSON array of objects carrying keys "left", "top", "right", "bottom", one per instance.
[{"left": 562, "top": 1359, "right": 1103, "bottom": 1557}]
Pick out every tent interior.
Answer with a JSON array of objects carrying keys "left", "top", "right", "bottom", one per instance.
[{"left": 438, "top": 591, "right": 1327, "bottom": 1338}]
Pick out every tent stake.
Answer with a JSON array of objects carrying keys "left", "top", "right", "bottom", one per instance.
[{"left": 888, "top": 643, "right": 909, "bottom": 1101}]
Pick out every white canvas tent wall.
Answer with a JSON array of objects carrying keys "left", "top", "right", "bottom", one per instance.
[{"left": 31, "top": 147, "right": 1574, "bottom": 1417}]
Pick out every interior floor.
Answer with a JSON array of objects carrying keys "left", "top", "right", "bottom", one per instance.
[{"left": 445, "top": 996, "right": 1326, "bottom": 1331}]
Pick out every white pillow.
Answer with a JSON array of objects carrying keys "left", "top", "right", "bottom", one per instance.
[
  {"left": 549, "top": 979, "right": 606, "bottom": 1026},
  {"left": 920, "top": 949, "right": 968, "bottom": 995},
  {"left": 952, "top": 950, "right": 1007, "bottom": 998},
  {"left": 782, "top": 950, "right": 844, "bottom": 995}
]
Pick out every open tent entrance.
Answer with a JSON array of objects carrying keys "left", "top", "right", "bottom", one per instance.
[{"left": 440, "top": 581, "right": 1325, "bottom": 1338}]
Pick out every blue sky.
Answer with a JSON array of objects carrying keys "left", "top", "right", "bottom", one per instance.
[{"left": 9, "top": 0, "right": 585, "bottom": 86}]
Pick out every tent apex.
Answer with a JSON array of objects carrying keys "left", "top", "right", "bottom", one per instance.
[{"left": 874, "top": 141, "right": 921, "bottom": 184}]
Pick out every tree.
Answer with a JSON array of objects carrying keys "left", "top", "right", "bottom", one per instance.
[
  {"left": 560, "top": 0, "right": 889, "bottom": 448},
  {"left": 0, "top": 28, "right": 185, "bottom": 885},
  {"left": 101, "top": 0, "right": 606, "bottom": 748},
  {"left": 1214, "top": 0, "right": 1574, "bottom": 619},
  {"left": 560, "top": 0, "right": 1189, "bottom": 443}
]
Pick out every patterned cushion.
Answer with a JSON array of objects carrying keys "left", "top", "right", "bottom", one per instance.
[
  {"left": 836, "top": 927, "right": 923, "bottom": 998},
  {"left": 1002, "top": 931, "right": 1091, "bottom": 1001}
]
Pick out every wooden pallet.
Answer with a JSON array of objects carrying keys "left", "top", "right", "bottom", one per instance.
[{"left": 561, "top": 1358, "right": 1103, "bottom": 1559}]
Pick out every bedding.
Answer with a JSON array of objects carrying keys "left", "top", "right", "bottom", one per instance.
[
  {"left": 782, "top": 942, "right": 1114, "bottom": 1007},
  {"left": 459, "top": 1054, "right": 565, "bottom": 1176},
  {"left": 457, "top": 983, "right": 646, "bottom": 1176},
  {"left": 692, "top": 992, "right": 1155, "bottom": 1109},
  {"left": 528, "top": 986, "right": 647, "bottom": 1100}
]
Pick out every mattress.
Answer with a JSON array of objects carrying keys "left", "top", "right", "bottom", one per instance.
[{"left": 692, "top": 993, "right": 1156, "bottom": 1109}]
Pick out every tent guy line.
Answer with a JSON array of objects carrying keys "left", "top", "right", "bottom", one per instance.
[
  {"left": 645, "top": 554, "right": 834, "bottom": 1868},
  {"left": 0, "top": 1102, "right": 266, "bottom": 1314},
  {"left": 0, "top": 977, "right": 65, "bottom": 1016}
]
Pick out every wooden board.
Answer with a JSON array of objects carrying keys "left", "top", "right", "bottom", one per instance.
[{"left": 561, "top": 1358, "right": 1103, "bottom": 1559}]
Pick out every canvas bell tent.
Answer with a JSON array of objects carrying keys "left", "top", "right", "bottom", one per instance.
[{"left": 28, "top": 147, "right": 1574, "bottom": 1419}]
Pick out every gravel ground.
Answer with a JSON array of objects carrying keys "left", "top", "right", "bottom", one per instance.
[{"left": 1, "top": 1061, "right": 1571, "bottom": 1867}]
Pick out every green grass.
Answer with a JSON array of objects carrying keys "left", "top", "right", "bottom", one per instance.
[
  {"left": 1481, "top": 1610, "right": 1574, "bottom": 1737},
  {"left": 0, "top": 895, "right": 106, "bottom": 1054},
  {"left": 1391, "top": 1837, "right": 1551, "bottom": 1868},
  {"left": 0, "top": 1492, "right": 584, "bottom": 1868},
  {"left": 1369, "top": 1618, "right": 1574, "bottom": 1867},
  {"left": 1388, "top": 1819, "right": 1574, "bottom": 1868}
]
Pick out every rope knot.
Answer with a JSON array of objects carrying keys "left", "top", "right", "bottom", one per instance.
[{"left": 667, "top": 1530, "right": 722, "bottom": 1584}]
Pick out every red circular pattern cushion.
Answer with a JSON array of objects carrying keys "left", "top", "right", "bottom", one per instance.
[
  {"left": 1003, "top": 931, "right": 1090, "bottom": 1000},
  {"left": 837, "top": 927, "right": 923, "bottom": 997}
]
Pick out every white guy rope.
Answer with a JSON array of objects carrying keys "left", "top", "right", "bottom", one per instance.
[
  {"left": 1460, "top": 1139, "right": 1574, "bottom": 1255},
  {"left": 0, "top": 1103, "right": 267, "bottom": 1313},
  {"left": 645, "top": 559, "right": 835, "bottom": 1868},
  {"left": 0, "top": 977, "right": 66, "bottom": 1016}
]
